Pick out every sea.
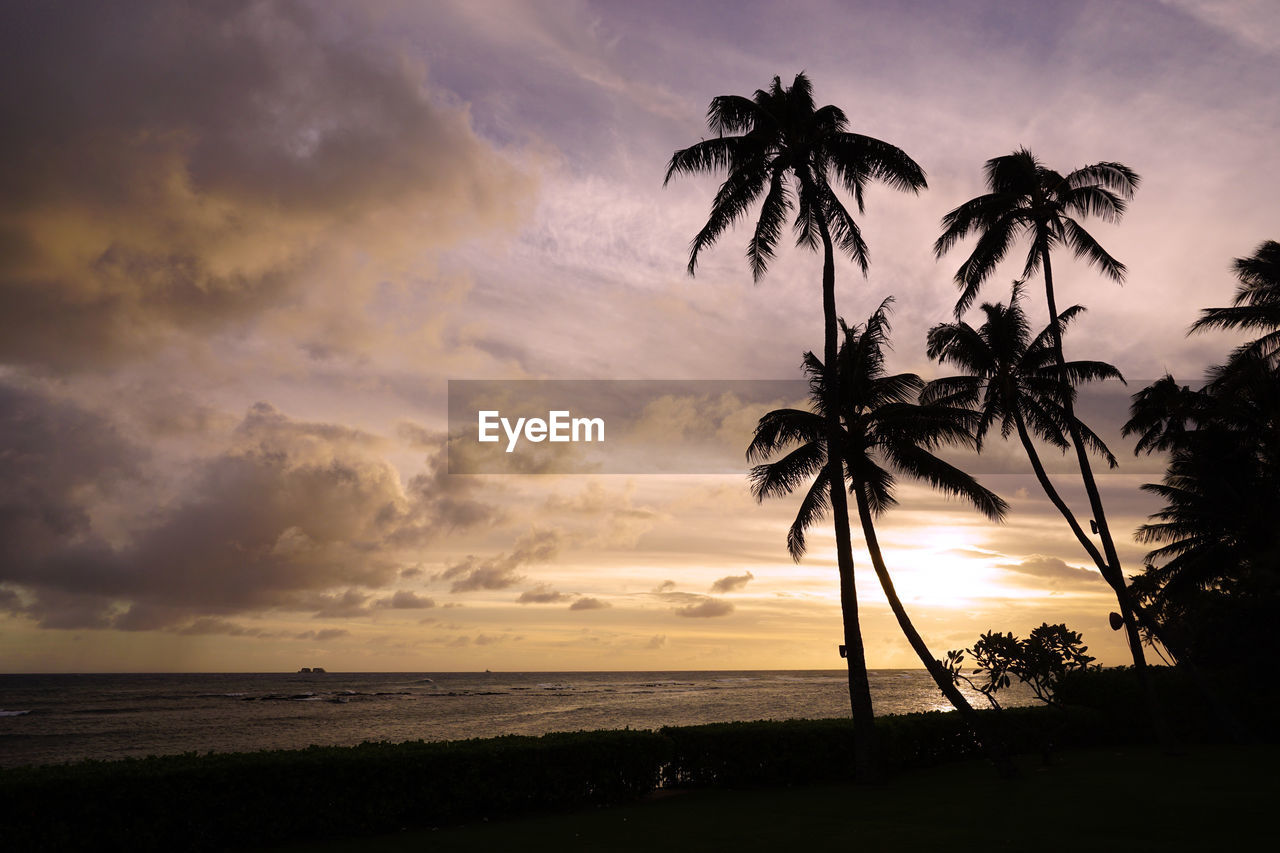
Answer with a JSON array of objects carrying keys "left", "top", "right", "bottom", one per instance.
[{"left": 0, "top": 670, "right": 1035, "bottom": 769}]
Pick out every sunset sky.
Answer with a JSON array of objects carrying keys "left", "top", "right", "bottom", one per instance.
[{"left": 2, "top": 0, "right": 1277, "bottom": 672}]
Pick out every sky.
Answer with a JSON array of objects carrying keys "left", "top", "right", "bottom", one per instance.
[{"left": 1, "top": 0, "right": 1277, "bottom": 673}]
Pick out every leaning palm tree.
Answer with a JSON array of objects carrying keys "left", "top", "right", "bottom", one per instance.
[
  {"left": 933, "top": 149, "right": 1153, "bottom": 684},
  {"left": 924, "top": 282, "right": 1122, "bottom": 578},
  {"left": 666, "top": 72, "right": 926, "bottom": 773},
  {"left": 1189, "top": 240, "right": 1280, "bottom": 360},
  {"left": 749, "top": 300, "right": 1013, "bottom": 773}
]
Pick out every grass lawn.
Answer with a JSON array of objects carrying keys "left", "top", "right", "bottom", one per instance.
[{"left": 267, "top": 744, "right": 1279, "bottom": 852}]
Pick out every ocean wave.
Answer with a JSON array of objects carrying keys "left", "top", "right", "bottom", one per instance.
[{"left": 0, "top": 709, "right": 33, "bottom": 717}]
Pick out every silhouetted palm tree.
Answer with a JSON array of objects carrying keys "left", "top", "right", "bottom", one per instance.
[
  {"left": 666, "top": 72, "right": 926, "bottom": 774},
  {"left": 1125, "top": 352, "right": 1280, "bottom": 671},
  {"left": 925, "top": 282, "right": 1122, "bottom": 576},
  {"left": 933, "top": 149, "right": 1154, "bottom": 688},
  {"left": 749, "top": 301, "right": 1011, "bottom": 769},
  {"left": 1190, "top": 240, "right": 1280, "bottom": 360}
]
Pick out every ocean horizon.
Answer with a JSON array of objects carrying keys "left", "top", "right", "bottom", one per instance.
[{"left": 0, "top": 669, "right": 1034, "bottom": 768}]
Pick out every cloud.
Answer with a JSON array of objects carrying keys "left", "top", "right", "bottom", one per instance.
[
  {"left": 308, "top": 589, "right": 374, "bottom": 618},
  {"left": 653, "top": 580, "right": 677, "bottom": 593},
  {"left": 0, "top": 395, "right": 494, "bottom": 630},
  {"left": 646, "top": 634, "right": 668, "bottom": 649},
  {"left": 996, "top": 555, "right": 1104, "bottom": 590},
  {"left": 710, "top": 571, "right": 754, "bottom": 593},
  {"left": 0, "top": 1, "right": 534, "bottom": 371},
  {"left": 475, "top": 632, "right": 518, "bottom": 646},
  {"left": 673, "top": 597, "right": 735, "bottom": 618},
  {"left": 438, "top": 529, "right": 562, "bottom": 593},
  {"left": 295, "top": 628, "right": 350, "bottom": 642},
  {"left": 376, "top": 590, "right": 437, "bottom": 609},
  {"left": 516, "top": 584, "right": 571, "bottom": 604},
  {"left": 569, "top": 597, "right": 611, "bottom": 611},
  {"left": 175, "top": 618, "right": 273, "bottom": 637}
]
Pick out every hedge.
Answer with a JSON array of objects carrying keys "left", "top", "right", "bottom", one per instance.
[
  {"left": 2, "top": 669, "right": 1262, "bottom": 851},
  {"left": 0, "top": 730, "right": 672, "bottom": 852}
]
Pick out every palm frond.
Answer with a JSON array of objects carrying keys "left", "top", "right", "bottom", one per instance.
[
  {"left": 1059, "top": 217, "right": 1127, "bottom": 283},
  {"left": 686, "top": 158, "right": 769, "bottom": 273},
  {"left": 747, "top": 170, "right": 792, "bottom": 281},
  {"left": 1065, "top": 161, "right": 1140, "bottom": 198},
  {"left": 747, "top": 407, "right": 826, "bottom": 462},
  {"left": 885, "top": 442, "right": 1009, "bottom": 521},
  {"left": 826, "top": 132, "right": 927, "bottom": 195},
  {"left": 953, "top": 212, "right": 1025, "bottom": 315},
  {"left": 706, "top": 94, "right": 761, "bottom": 135},
  {"left": 749, "top": 439, "right": 828, "bottom": 501},
  {"left": 822, "top": 185, "right": 870, "bottom": 272},
  {"left": 787, "top": 466, "right": 832, "bottom": 560},
  {"left": 664, "top": 136, "right": 743, "bottom": 185}
]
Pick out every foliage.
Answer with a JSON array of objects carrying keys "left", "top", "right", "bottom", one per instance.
[
  {"left": 8, "top": 689, "right": 1273, "bottom": 851},
  {"left": 933, "top": 148, "right": 1139, "bottom": 317},
  {"left": 665, "top": 72, "right": 925, "bottom": 280},
  {"left": 924, "top": 281, "right": 1121, "bottom": 468},
  {"left": 1189, "top": 240, "right": 1280, "bottom": 361},
  {"left": 1123, "top": 240, "right": 1280, "bottom": 670},
  {"left": 667, "top": 73, "right": 927, "bottom": 757},
  {"left": 943, "top": 623, "right": 1096, "bottom": 709},
  {"left": 748, "top": 300, "right": 1006, "bottom": 560},
  {"left": 0, "top": 729, "right": 671, "bottom": 852}
]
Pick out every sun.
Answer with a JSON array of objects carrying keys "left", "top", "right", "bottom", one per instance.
[{"left": 860, "top": 524, "right": 1006, "bottom": 607}]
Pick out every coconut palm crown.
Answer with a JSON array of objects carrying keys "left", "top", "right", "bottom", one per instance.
[
  {"left": 665, "top": 72, "right": 926, "bottom": 281},
  {"left": 923, "top": 281, "right": 1122, "bottom": 466},
  {"left": 748, "top": 299, "right": 1008, "bottom": 560},
  {"left": 934, "top": 147, "right": 1139, "bottom": 318}
]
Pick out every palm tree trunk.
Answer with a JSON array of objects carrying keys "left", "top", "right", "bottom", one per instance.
[
  {"left": 1012, "top": 410, "right": 1108, "bottom": 572},
  {"left": 851, "top": 479, "right": 1017, "bottom": 778},
  {"left": 1018, "top": 362, "right": 1250, "bottom": 743},
  {"left": 817, "top": 213, "right": 878, "bottom": 780},
  {"left": 1039, "top": 244, "right": 1171, "bottom": 747}
]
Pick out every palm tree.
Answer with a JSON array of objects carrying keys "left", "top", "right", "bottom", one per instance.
[
  {"left": 1119, "top": 267, "right": 1280, "bottom": 741},
  {"left": 666, "top": 72, "right": 926, "bottom": 773},
  {"left": 749, "top": 300, "right": 1013, "bottom": 772},
  {"left": 924, "top": 282, "right": 1122, "bottom": 578},
  {"left": 1189, "top": 240, "right": 1280, "bottom": 360},
  {"left": 1125, "top": 352, "right": 1280, "bottom": 671},
  {"left": 932, "top": 149, "right": 1153, "bottom": 685}
]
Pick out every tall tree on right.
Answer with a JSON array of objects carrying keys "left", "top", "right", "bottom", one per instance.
[
  {"left": 1124, "top": 240, "right": 1280, "bottom": 674},
  {"left": 932, "top": 149, "right": 1162, "bottom": 731}
]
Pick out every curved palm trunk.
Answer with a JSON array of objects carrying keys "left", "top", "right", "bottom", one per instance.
[
  {"left": 851, "top": 480, "right": 1017, "bottom": 778},
  {"left": 1017, "top": 363, "right": 1251, "bottom": 744},
  {"left": 817, "top": 214, "right": 878, "bottom": 780},
  {"left": 1012, "top": 410, "right": 1108, "bottom": 572},
  {"left": 1039, "top": 246, "right": 1170, "bottom": 746}
]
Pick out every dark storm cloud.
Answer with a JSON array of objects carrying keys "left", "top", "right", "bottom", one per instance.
[
  {"left": 0, "top": 392, "right": 495, "bottom": 629},
  {"left": 0, "top": 381, "right": 144, "bottom": 586},
  {"left": 0, "top": 0, "right": 531, "bottom": 370}
]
